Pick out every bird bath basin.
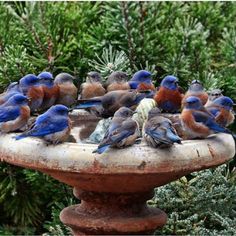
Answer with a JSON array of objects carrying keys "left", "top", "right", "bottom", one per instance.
[{"left": 0, "top": 111, "right": 235, "bottom": 235}]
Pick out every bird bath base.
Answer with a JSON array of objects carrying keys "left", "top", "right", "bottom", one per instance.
[{"left": 60, "top": 189, "right": 167, "bottom": 235}]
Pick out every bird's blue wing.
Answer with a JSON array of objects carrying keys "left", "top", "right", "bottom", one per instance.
[{"left": 0, "top": 106, "right": 20, "bottom": 122}]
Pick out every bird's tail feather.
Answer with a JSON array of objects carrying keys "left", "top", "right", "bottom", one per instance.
[
  {"left": 93, "top": 144, "right": 110, "bottom": 154},
  {"left": 74, "top": 100, "right": 102, "bottom": 109},
  {"left": 14, "top": 134, "right": 28, "bottom": 140},
  {"left": 166, "top": 129, "right": 182, "bottom": 144}
]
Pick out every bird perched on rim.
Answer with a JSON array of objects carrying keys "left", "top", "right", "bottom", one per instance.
[
  {"left": 205, "top": 89, "right": 223, "bottom": 107},
  {"left": 144, "top": 107, "right": 181, "bottom": 148},
  {"left": 79, "top": 71, "right": 106, "bottom": 99},
  {"left": 93, "top": 107, "right": 139, "bottom": 154},
  {"left": 15, "top": 105, "right": 71, "bottom": 144},
  {"left": 105, "top": 71, "right": 130, "bottom": 92},
  {"left": 181, "top": 96, "right": 232, "bottom": 139},
  {"left": 154, "top": 75, "right": 183, "bottom": 113},
  {"left": 54, "top": 72, "right": 78, "bottom": 107},
  {"left": 206, "top": 96, "right": 235, "bottom": 127},
  {"left": 75, "top": 90, "right": 151, "bottom": 118},
  {"left": 182, "top": 80, "right": 208, "bottom": 106},
  {"left": 19, "top": 74, "right": 44, "bottom": 112},
  {"left": 0, "top": 82, "right": 23, "bottom": 105},
  {"left": 38, "top": 71, "right": 59, "bottom": 110},
  {"left": 0, "top": 94, "right": 30, "bottom": 133},
  {"left": 128, "top": 70, "right": 155, "bottom": 91}
]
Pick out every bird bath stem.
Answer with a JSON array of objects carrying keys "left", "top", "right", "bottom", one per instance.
[{"left": 0, "top": 113, "right": 235, "bottom": 235}]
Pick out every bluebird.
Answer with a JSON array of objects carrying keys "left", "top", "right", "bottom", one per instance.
[
  {"left": 15, "top": 105, "right": 71, "bottom": 144},
  {"left": 205, "top": 89, "right": 223, "bottom": 107},
  {"left": 144, "top": 107, "right": 181, "bottom": 148},
  {"left": 106, "top": 71, "right": 130, "bottom": 92},
  {"left": 75, "top": 90, "right": 151, "bottom": 118},
  {"left": 19, "top": 74, "right": 44, "bottom": 112},
  {"left": 0, "top": 82, "right": 23, "bottom": 105},
  {"left": 79, "top": 71, "right": 106, "bottom": 99},
  {"left": 154, "top": 75, "right": 183, "bottom": 113},
  {"left": 181, "top": 96, "right": 232, "bottom": 139},
  {"left": 183, "top": 80, "right": 208, "bottom": 106},
  {"left": 0, "top": 94, "right": 30, "bottom": 133},
  {"left": 93, "top": 107, "right": 139, "bottom": 154},
  {"left": 206, "top": 96, "right": 235, "bottom": 127},
  {"left": 38, "top": 71, "right": 59, "bottom": 110},
  {"left": 128, "top": 70, "right": 155, "bottom": 91},
  {"left": 54, "top": 73, "right": 78, "bottom": 107}
]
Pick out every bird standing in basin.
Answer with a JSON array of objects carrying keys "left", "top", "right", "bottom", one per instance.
[
  {"left": 0, "top": 82, "right": 23, "bottom": 105},
  {"left": 54, "top": 73, "right": 78, "bottom": 107},
  {"left": 183, "top": 80, "right": 208, "bottom": 106},
  {"left": 79, "top": 71, "right": 106, "bottom": 99},
  {"left": 181, "top": 96, "right": 232, "bottom": 139},
  {"left": 154, "top": 75, "right": 183, "bottom": 113},
  {"left": 15, "top": 105, "right": 71, "bottom": 144},
  {"left": 106, "top": 71, "right": 130, "bottom": 92},
  {"left": 75, "top": 90, "right": 150, "bottom": 118},
  {"left": 38, "top": 71, "right": 59, "bottom": 110},
  {"left": 144, "top": 107, "right": 181, "bottom": 148},
  {"left": 93, "top": 107, "right": 139, "bottom": 154},
  {"left": 206, "top": 96, "right": 235, "bottom": 127},
  {"left": 128, "top": 70, "right": 155, "bottom": 91},
  {"left": 0, "top": 94, "right": 30, "bottom": 133},
  {"left": 19, "top": 74, "right": 44, "bottom": 112}
]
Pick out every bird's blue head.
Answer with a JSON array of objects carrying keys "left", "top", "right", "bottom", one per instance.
[
  {"left": 87, "top": 71, "right": 102, "bottom": 83},
  {"left": 19, "top": 74, "right": 40, "bottom": 87},
  {"left": 188, "top": 80, "right": 204, "bottom": 92},
  {"left": 213, "top": 96, "right": 234, "bottom": 111},
  {"left": 38, "top": 71, "right": 54, "bottom": 87},
  {"left": 6, "top": 82, "right": 22, "bottom": 93},
  {"left": 7, "top": 94, "right": 28, "bottom": 106},
  {"left": 184, "top": 96, "right": 202, "bottom": 109},
  {"left": 131, "top": 70, "right": 152, "bottom": 82},
  {"left": 114, "top": 107, "right": 135, "bottom": 118},
  {"left": 49, "top": 104, "right": 69, "bottom": 116},
  {"left": 161, "top": 75, "right": 178, "bottom": 90}
]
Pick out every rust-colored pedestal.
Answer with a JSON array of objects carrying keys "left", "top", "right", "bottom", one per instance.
[{"left": 60, "top": 189, "right": 167, "bottom": 235}]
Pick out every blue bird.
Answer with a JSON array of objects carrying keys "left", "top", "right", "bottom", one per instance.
[
  {"left": 38, "top": 71, "right": 59, "bottom": 110},
  {"left": 93, "top": 107, "right": 139, "bottom": 154},
  {"left": 0, "top": 82, "right": 23, "bottom": 105},
  {"left": 19, "top": 74, "right": 44, "bottom": 112},
  {"left": 154, "top": 75, "right": 183, "bottom": 113},
  {"left": 15, "top": 105, "right": 71, "bottom": 144},
  {"left": 181, "top": 96, "right": 233, "bottom": 139},
  {"left": 128, "top": 70, "right": 155, "bottom": 91},
  {"left": 206, "top": 96, "right": 235, "bottom": 127},
  {"left": 0, "top": 94, "right": 30, "bottom": 133},
  {"left": 144, "top": 107, "right": 181, "bottom": 148}
]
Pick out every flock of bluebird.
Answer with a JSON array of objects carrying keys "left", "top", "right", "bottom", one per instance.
[{"left": 0, "top": 69, "right": 235, "bottom": 153}]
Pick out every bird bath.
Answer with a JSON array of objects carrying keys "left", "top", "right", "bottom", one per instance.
[{"left": 0, "top": 112, "right": 235, "bottom": 235}]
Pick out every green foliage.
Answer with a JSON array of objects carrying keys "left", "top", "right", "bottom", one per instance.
[
  {"left": 0, "top": 1, "right": 236, "bottom": 235},
  {"left": 150, "top": 165, "right": 236, "bottom": 235}
]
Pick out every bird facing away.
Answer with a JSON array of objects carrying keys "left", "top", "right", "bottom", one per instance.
[
  {"left": 38, "top": 71, "right": 59, "bottom": 110},
  {"left": 206, "top": 96, "right": 235, "bottom": 127},
  {"left": 106, "top": 71, "right": 130, "bottom": 92},
  {"left": 75, "top": 90, "right": 151, "bottom": 118},
  {"left": 181, "top": 96, "right": 232, "bottom": 139},
  {"left": 154, "top": 75, "right": 183, "bottom": 113},
  {"left": 183, "top": 80, "right": 208, "bottom": 105},
  {"left": 144, "top": 107, "right": 181, "bottom": 148},
  {"left": 80, "top": 71, "right": 106, "bottom": 99},
  {"left": 15, "top": 105, "right": 71, "bottom": 144},
  {"left": 54, "top": 73, "right": 78, "bottom": 107},
  {"left": 93, "top": 107, "right": 139, "bottom": 154},
  {"left": 0, "top": 94, "right": 30, "bottom": 133},
  {"left": 0, "top": 82, "right": 23, "bottom": 105},
  {"left": 19, "top": 74, "right": 44, "bottom": 112},
  {"left": 129, "top": 70, "right": 155, "bottom": 91}
]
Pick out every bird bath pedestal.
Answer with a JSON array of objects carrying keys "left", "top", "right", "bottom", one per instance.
[{"left": 0, "top": 131, "right": 235, "bottom": 235}]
